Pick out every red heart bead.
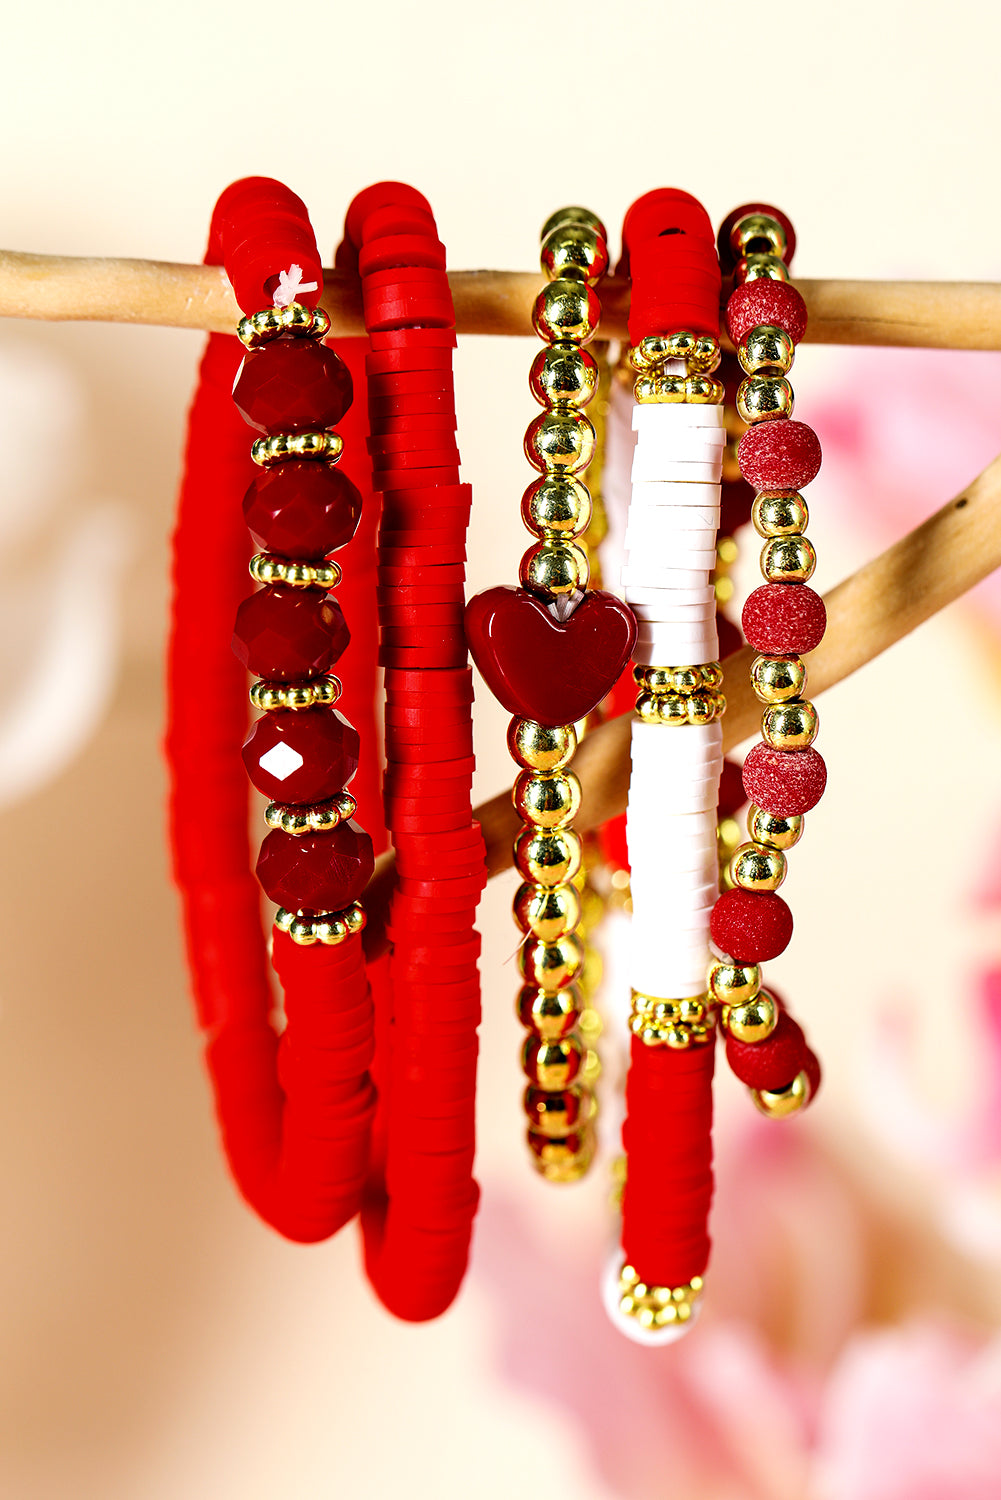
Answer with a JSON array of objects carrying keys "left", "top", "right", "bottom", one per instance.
[{"left": 465, "top": 586, "right": 636, "bottom": 728}]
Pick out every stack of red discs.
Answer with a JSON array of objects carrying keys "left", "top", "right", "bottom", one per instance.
[{"left": 346, "top": 182, "right": 486, "bottom": 1321}]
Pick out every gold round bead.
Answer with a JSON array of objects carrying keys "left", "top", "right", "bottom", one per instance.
[
  {"left": 738, "top": 324, "right": 795, "bottom": 377},
  {"left": 524, "top": 408, "right": 596, "bottom": 474},
  {"left": 520, "top": 476, "right": 592, "bottom": 537},
  {"left": 752, "top": 491, "right": 809, "bottom": 537},
  {"left": 708, "top": 960, "right": 761, "bottom": 1006},
  {"left": 634, "top": 691, "right": 663, "bottom": 725},
  {"left": 518, "top": 933, "right": 585, "bottom": 992},
  {"left": 747, "top": 805, "right": 803, "bottom": 851},
  {"left": 634, "top": 372, "right": 686, "bottom": 404},
  {"left": 539, "top": 223, "right": 609, "bottom": 286},
  {"left": 308, "top": 803, "right": 341, "bottom": 832},
  {"left": 730, "top": 842, "right": 787, "bottom": 891},
  {"left": 761, "top": 535, "right": 817, "bottom": 584},
  {"left": 751, "top": 1068, "right": 811, "bottom": 1118},
  {"left": 684, "top": 374, "right": 725, "bottom": 404},
  {"left": 686, "top": 690, "right": 719, "bottom": 726},
  {"left": 522, "top": 1032, "right": 584, "bottom": 1088},
  {"left": 735, "top": 253, "right": 789, "bottom": 284},
  {"left": 513, "top": 826, "right": 583, "bottom": 887},
  {"left": 737, "top": 376, "right": 795, "bottom": 424},
  {"left": 524, "top": 1085, "right": 588, "bottom": 1137},
  {"left": 540, "top": 205, "right": 608, "bottom": 244},
  {"left": 507, "top": 718, "right": 577, "bottom": 773},
  {"left": 730, "top": 212, "right": 788, "bottom": 262},
  {"left": 724, "top": 989, "right": 779, "bottom": 1044},
  {"left": 289, "top": 916, "right": 318, "bottom": 945},
  {"left": 518, "top": 539, "right": 589, "bottom": 596},
  {"left": 343, "top": 902, "right": 366, "bottom": 935},
  {"left": 532, "top": 277, "right": 600, "bottom": 345},
  {"left": 513, "top": 769, "right": 582, "bottom": 829},
  {"left": 529, "top": 342, "right": 599, "bottom": 409},
  {"left": 280, "top": 808, "right": 312, "bottom": 835},
  {"left": 526, "top": 1127, "right": 594, "bottom": 1182},
  {"left": 762, "top": 700, "right": 818, "bottom": 750},
  {"left": 751, "top": 653, "right": 806, "bottom": 703},
  {"left": 513, "top": 881, "right": 581, "bottom": 942},
  {"left": 516, "top": 983, "right": 581, "bottom": 1040},
  {"left": 284, "top": 684, "right": 314, "bottom": 711}
]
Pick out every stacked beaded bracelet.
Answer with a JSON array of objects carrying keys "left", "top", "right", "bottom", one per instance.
[
  {"left": 708, "top": 204, "right": 823, "bottom": 1115},
  {"left": 466, "top": 206, "right": 636, "bottom": 1183},
  {"left": 341, "top": 182, "right": 486, "bottom": 1321},
  {"left": 167, "top": 178, "right": 379, "bottom": 1243},
  {"left": 607, "top": 190, "right": 725, "bottom": 1342}
]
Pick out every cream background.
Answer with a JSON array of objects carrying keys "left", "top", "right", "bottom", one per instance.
[{"left": 1, "top": 2, "right": 1001, "bottom": 1496}]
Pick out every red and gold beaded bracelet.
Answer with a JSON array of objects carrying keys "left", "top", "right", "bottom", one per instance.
[
  {"left": 708, "top": 204, "right": 823, "bottom": 1112},
  {"left": 167, "top": 177, "right": 382, "bottom": 1242},
  {"left": 466, "top": 206, "right": 636, "bottom": 1183}
]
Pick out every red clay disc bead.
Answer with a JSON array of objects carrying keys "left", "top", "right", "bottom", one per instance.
[
  {"left": 232, "top": 586, "right": 349, "bottom": 680},
  {"left": 376, "top": 468, "right": 460, "bottom": 493},
  {"left": 742, "top": 743, "right": 828, "bottom": 817},
  {"left": 725, "top": 1012, "right": 809, "bottom": 1092},
  {"left": 371, "top": 328, "right": 457, "bottom": 352},
  {"left": 241, "top": 707, "right": 360, "bottom": 804},
  {"left": 710, "top": 888, "right": 793, "bottom": 963},
  {"left": 357, "top": 235, "right": 447, "bottom": 275},
  {"left": 232, "top": 341, "right": 353, "bottom": 435},
  {"left": 621, "top": 189, "right": 716, "bottom": 263},
  {"left": 256, "top": 820, "right": 374, "bottom": 911},
  {"left": 242, "top": 462, "right": 362, "bottom": 558},
  {"left": 726, "top": 279, "right": 808, "bottom": 347},
  {"left": 367, "top": 346, "right": 454, "bottom": 375},
  {"left": 742, "top": 583, "right": 826, "bottom": 654},
  {"left": 738, "top": 419, "right": 821, "bottom": 491}
]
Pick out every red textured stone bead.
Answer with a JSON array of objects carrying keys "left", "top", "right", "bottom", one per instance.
[
  {"left": 232, "top": 340, "right": 353, "bottom": 434},
  {"left": 803, "top": 1049, "right": 822, "bottom": 1103},
  {"left": 242, "top": 708, "right": 360, "bottom": 803},
  {"left": 726, "top": 279, "right": 808, "bottom": 346},
  {"left": 742, "top": 743, "right": 827, "bottom": 816},
  {"left": 726, "top": 1011, "right": 809, "bottom": 1091},
  {"left": 742, "top": 583, "right": 826, "bottom": 654},
  {"left": 256, "top": 820, "right": 374, "bottom": 911},
  {"left": 710, "top": 888, "right": 793, "bottom": 963},
  {"left": 738, "top": 419, "right": 821, "bottom": 491},
  {"left": 243, "top": 462, "right": 362, "bottom": 558},
  {"left": 232, "top": 585, "right": 349, "bottom": 680}
]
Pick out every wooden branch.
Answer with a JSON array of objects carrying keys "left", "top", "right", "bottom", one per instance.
[
  {"left": 362, "top": 451, "right": 1001, "bottom": 960},
  {"left": 3, "top": 249, "right": 1001, "bottom": 349}
]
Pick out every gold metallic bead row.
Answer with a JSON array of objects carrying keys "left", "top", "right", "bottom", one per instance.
[
  {"left": 250, "top": 553, "right": 341, "bottom": 590},
  {"left": 238, "top": 300, "right": 331, "bottom": 349},
  {"left": 708, "top": 957, "right": 779, "bottom": 1044},
  {"left": 274, "top": 900, "right": 366, "bottom": 947},
  {"left": 633, "top": 661, "right": 725, "bottom": 726},
  {"left": 618, "top": 1263, "right": 703, "bottom": 1329},
  {"left": 249, "top": 674, "right": 341, "bottom": 712},
  {"left": 265, "top": 790, "right": 356, "bottom": 836},
  {"left": 633, "top": 371, "right": 725, "bottom": 406},
  {"left": 629, "top": 991, "right": 714, "bottom": 1049},
  {"left": 629, "top": 331, "right": 721, "bottom": 374},
  {"left": 251, "top": 430, "right": 343, "bottom": 467}
]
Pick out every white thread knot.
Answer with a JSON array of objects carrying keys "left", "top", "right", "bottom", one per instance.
[{"left": 273, "top": 264, "right": 319, "bottom": 308}]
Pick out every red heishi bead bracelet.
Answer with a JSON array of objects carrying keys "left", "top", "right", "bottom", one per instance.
[
  {"left": 167, "top": 178, "right": 386, "bottom": 1243},
  {"left": 708, "top": 203, "right": 823, "bottom": 1118},
  {"left": 342, "top": 183, "right": 486, "bottom": 1322}
]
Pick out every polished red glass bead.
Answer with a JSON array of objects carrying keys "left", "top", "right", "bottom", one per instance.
[
  {"left": 232, "top": 339, "right": 353, "bottom": 434},
  {"left": 232, "top": 585, "right": 349, "bottom": 680},
  {"left": 256, "top": 820, "right": 374, "bottom": 911},
  {"left": 243, "top": 462, "right": 362, "bottom": 558},
  {"left": 242, "top": 707, "right": 360, "bottom": 803}
]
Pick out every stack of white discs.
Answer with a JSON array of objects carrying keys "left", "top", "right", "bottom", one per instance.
[{"left": 624, "top": 399, "right": 725, "bottom": 1000}]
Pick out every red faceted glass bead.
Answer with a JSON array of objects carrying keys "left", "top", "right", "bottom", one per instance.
[
  {"left": 242, "top": 708, "right": 360, "bottom": 803},
  {"left": 256, "top": 821, "right": 374, "bottom": 911},
  {"left": 232, "top": 585, "right": 349, "bottom": 680},
  {"left": 232, "top": 339, "right": 353, "bottom": 434},
  {"left": 243, "top": 462, "right": 362, "bottom": 558}
]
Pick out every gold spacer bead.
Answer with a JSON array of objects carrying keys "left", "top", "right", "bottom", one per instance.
[
  {"left": 343, "top": 902, "right": 366, "bottom": 936},
  {"left": 762, "top": 699, "right": 819, "bottom": 750},
  {"left": 723, "top": 989, "right": 779, "bottom": 1044},
  {"left": 513, "top": 825, "right": 583, "bottom": 888},
  {"left": 251, "top": 431, "right": 343, "bottom": 467},
  {"left": 737, "top": 376, "right": 795, "bottom": 424},
  {"left": 512, "top": 769, "right": 582, "bottom": 829},
  {"left": 731, "top": 842, "right": 787, "bottom": 891},
  {"left": 752, "top": 491, "right": 809, "bottom": 537},
  {"left": 738, "top": 324, "right": 795, "bottom": 377},
  {"left": 279, "top": 808, "right": 312, "bottom": 835},
  {"left": 532, "top": 277, "right": 600, "bottom": 345},
  {"left": 512, "top": 881, "right": 582, "bottom": 943},
  {"left": 747, "top": 805, "right": 803, "bottom": 851},
  {"left": 516, "top": 983, "right": 581, "bottom": 1040},
  {"left": 633, "top": 372, "right": 686, "bottom": 404},
  {"left": 730, "top": 212, "right": 788, "bottom": 261},
  {"left": 520, "top": 475, "right": 592, "bottom": 537},
  {"left": 508, "top": 717, "right": 577, "bottom": 773},
  {"left": 274, "top": 907, "right": 295, "bottom": 932},
  {"left": 684, "top": 374, "right": 725, "bottom": 405},
  {"left": 518, "top": 538, "right": 590, "bottom": 596},
  {"left": 289, "top": 915, "right": 318, "bottom": 945},
  {"left": 735, "top": 253, "right": 789, "bottom": 285},
  {"left": 518, "top": 934, "right": 586, "bottom": 993},
  {"left": 750, "top": 654, "right": 805, "bottom": 704},
  {"left": 539, "top": 223, "right": 609, "bottom": 286},
  {"left": 761, "top": 535, "right": 817, "bottom": 584},
  {"left": 751, "top": 1068, "right": 812, "bottom": 1118},
  {"left": 313, "top": 913, "right": 348, "bottom": 945},
  {"left": 708, "top": 960, "right": 761, "bottom": 1006}
]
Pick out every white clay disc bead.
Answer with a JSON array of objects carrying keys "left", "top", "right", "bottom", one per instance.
[
  {"left": 624, "top": 584, "right": 717, "bottom": 608},
  {"left": 632, "top": 404, "right": 725, "bottom": 432},
  {"left": 631, "top": 454, "right": 722, "bottom": 485},
  {"left": 630, "top": 481, "right": 721, "bottom": 509}
]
